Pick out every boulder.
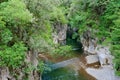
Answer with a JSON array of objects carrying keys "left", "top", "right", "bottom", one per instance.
[
  {"left": 86, "top": 55, "right": 99, "bottom": 64},
  {"left": 96, "top": 46, "right": 113, "bottom": 67},
  {"left": 81, "top": 35, "right": 97, "bottom": 55}
]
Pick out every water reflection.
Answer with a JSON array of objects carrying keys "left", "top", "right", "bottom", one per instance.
[{"left": 42, "top": 67, "right": 90, "bottom": 80}]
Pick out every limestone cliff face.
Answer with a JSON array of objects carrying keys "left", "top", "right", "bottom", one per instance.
[
  {"left": 26, "top": 50, "right": 39, "bottom": 80},
  {"left": 0, "top": 67, "right": 12, "bottom": 80},
  {"left": 52, "top": 22, "right": 67, "bottom": 45},
  {"left": 0, "top": 50, "right": 40, "bottom": 80},
  {"left": 81, "top": 30, "right": 113, "bottom": 67},
  {"left": 81, "top": 30, "right": 97, "bottom": 55}
]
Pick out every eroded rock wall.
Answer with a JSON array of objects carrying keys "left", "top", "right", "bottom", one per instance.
[
  {"left": 0, "top": 50, "right": 41, "bottom": 80},
  {"left": 81, "top": 30, "right": 113, "bottom": 67},
  {"left": 52, "top": 22, "right": 67, "bottom": 45},
  {"left": 81, "top": 30, "right": 97, "bottom": 55}
]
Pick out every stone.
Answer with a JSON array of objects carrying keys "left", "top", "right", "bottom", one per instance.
[
  {"left": 52, "top": 23, "right": 67, "bottom": 45},
  {"left": 86, "top": 65, "right": 120, "bottom": 80},
  {"left": 98, "top": 53, "right": 107, "bottom": 66},
  {"left": 81, "top": 35, "right": 97, "bottom": 55},
  {"left": 86, "top": 55, "right": 99, "bottom": 64},
  {"left": 87, "top": 45, "right": 96, "bottom": 54},
  {"left": 38, "top": 53, "right": 48, "bottom": 63},
  {"left": 52, "top": 33, "right": 58, "bottom": 44},
  {"left": 96, "top": 46, "right": 113, "bottom": 67},
  {"left": 0, "top": 67, "right": 12, "bottom": 80}
]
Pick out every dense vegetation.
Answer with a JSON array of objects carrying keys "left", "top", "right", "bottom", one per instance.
[{"left": 0, "top": 0, "right": 120, "bottom": 79}]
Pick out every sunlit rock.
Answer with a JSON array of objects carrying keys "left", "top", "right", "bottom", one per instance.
[
  {"left": 0, "top": 67, "right": 12, "bottom": 80},
  {"left": 86, "top": 55, "right": 99, "bottom": 64},
  {"left": 81, "top": 38, "right": 97, "bottom": 55},
  {"left": 96, "top": 46, "right": 113, "bottom": 67}
]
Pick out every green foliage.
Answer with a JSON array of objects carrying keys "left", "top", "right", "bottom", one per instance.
[
  {"left": 0, "top": 17, "right": 13, "bottom": 44},
  {"left": 29, "top": 33, "right": 53, "bottom": 53},
  {"left": 0, "top": 17, "right": 6, "bottom": 28},
  {"left": 0, "top": 42, "right": 27, "bottom": 68},
  {"left": 0, "top": 0, "right": 32, "bottom": 26},
  {"left": 0, "top": 0, "right": 8, "bottom": 3},
  {"left": 72, "top": 32, "right": 79, "bottom": 39},
  {"left": 101, "top": 0, "right": 120, "bottom": 75},
  {"left": 37, "top": 61, "right": 51, "bottom": 74},
  {"left": 111, "top": 27, "right": 120, "bottom": 75},
  {"left": 0, "top": 0, "right": 31, "bottom": 69},
  {"left": 68, "top": 0, "right": 120, "bottom": 75},
  {"left": 53, "top": 45, "right": 72, "bottom": 57},
  {"left": 51, "top": 7, "right": 68, "bottom": 24},
  {"left": 0, "top": 0, "right": 120, "bottom": 78},
  {"left": 23, "top": 63, "right": 36, "bottom": 74},
  {"left": 22, "top": 0, "right": 120, "bottom": 77},
  {"left": 1, "top": 28, "right": 13, "bottom": 44},
  {"left": 23, "top": 0, "right": 54, "bottom": 53}
]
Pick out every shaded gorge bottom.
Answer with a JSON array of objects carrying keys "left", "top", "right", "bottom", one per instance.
[
  {"left": 42, "top": 66, "right": 96, "bottom": 80},
  {"left": 41, "top": 48, "right": 96, "bottom": 80}
]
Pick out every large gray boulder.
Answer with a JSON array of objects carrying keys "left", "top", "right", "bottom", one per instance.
[
  {"left": 86, "top": 65, "right": 120, "bottom": 80},
  {"left": 85, "top": 55, "right": 99, "bottom": 64},
  {"left": 96, "top": 46, "right": 113, "bottom": 67}
]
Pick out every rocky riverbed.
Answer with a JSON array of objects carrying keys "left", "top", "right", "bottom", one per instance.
[{"left": 44, "top": 53, "right": 120, "bottom": 80}]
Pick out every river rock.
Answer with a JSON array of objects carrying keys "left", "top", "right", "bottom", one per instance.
[
  {"left": 96, "top": 46, "right": 113, "bottom": 67},
  {"left": 86, "top": 65, "right": 120, "bottom": 80},
  {"left": 86, "top": 55, "right": 99, "bottom": 64}
]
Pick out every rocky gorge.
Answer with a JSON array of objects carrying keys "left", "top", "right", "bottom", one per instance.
[{"left": 0, "top": 0, "right": 120, "bottom": 80}]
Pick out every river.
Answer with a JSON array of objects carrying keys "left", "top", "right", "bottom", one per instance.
[{"left": 41, "top": 52, "right": 96, "bottom": 80}]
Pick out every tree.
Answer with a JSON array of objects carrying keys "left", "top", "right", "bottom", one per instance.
[
  {"left": 100, "top": 0, "right": 120, "bottom": 75},
  {"left": 0, "top": 0, "right": 33, "bottom": 79}
]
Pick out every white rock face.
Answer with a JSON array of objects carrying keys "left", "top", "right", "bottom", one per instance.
[
  {"left": 86, "top": 65, "right": 120, "bottom": 80},
  {"left": 85, "top": 46, "right": 113, "bottom": 67},
  {"left": 96, "top": 47, "right": 113, "bottom": 67},
  {"left": 86, "top": 55, "right": 99, "bottom": 64},
  {"left": 87, "top": 39, "right": 97, "bottom": 54},
  {"left": 52, "top": 23, "right": 67, "bottom": 45},
  {"left": 81, "top": 37, "right": 97, "bottom": 55},
  {"left": 52, "top": 33, "right": 58, "bottom": 44}
]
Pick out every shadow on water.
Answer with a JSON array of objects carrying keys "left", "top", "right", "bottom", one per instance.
[
  {"left": 42, "top": 55, "right": 96, "bottom": 80},
  {"left": 41, "top": 37, "right": 96, "bottom": 80},
  {"left": 66, "top": 37, "right": 84, "bottom": 53},
  {"left": 42, "top": 67, "right": 89, "bottom": 80}
]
